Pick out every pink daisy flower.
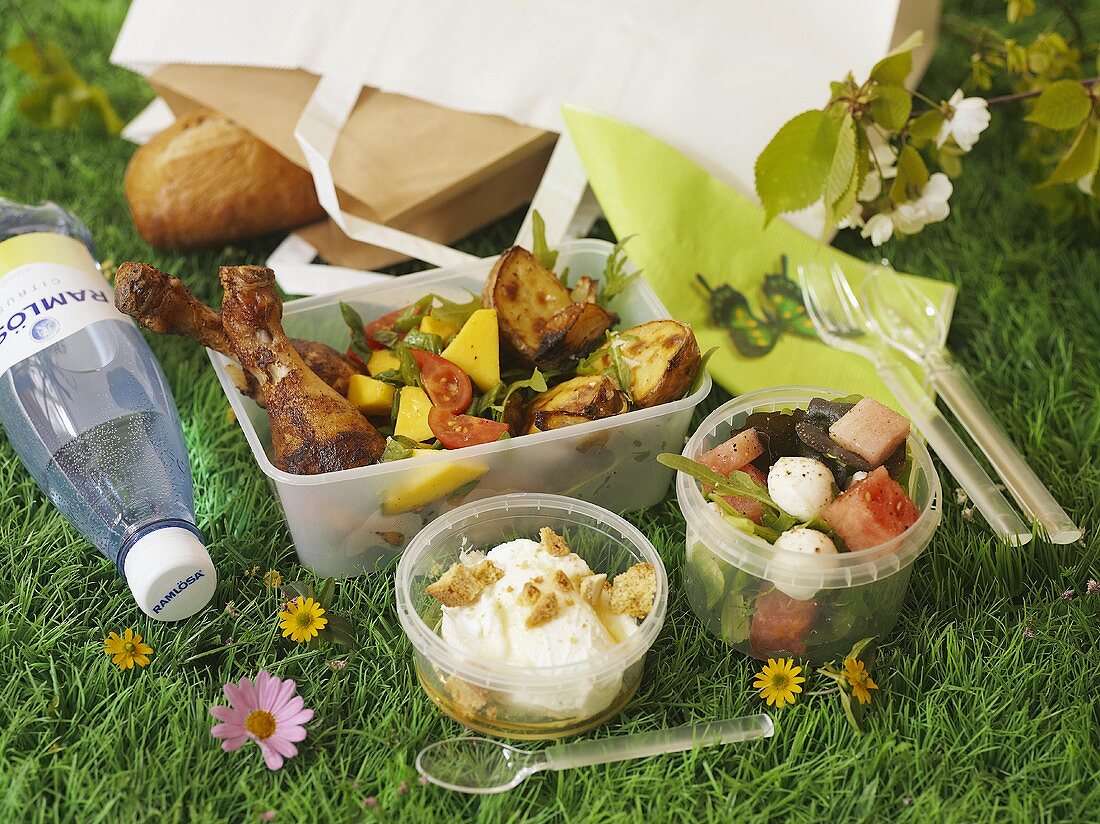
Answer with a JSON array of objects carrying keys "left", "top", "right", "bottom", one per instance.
[{"left": 209, "top": 670, "right": 313, "bottom": 770}]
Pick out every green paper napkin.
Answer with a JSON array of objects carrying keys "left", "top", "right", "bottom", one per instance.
[{"left": 564, "top": 108, "right": 956, "bottom": 406}]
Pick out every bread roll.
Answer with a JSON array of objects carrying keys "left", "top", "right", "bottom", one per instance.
[{"left": 124, "top": 109, "right": 324, "bottom": 249}]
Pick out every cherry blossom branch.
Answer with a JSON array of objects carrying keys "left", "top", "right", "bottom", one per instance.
[
  {"left": 5, "top": 0, "right": 45, "bottom": 66},
  {"left": 985, "top": 76, "right": 1099, "bottom": 106}
]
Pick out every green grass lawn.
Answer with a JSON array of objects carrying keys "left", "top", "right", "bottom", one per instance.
[{"left": 1, "top": 2, "right": 1098, "bottom": 822}]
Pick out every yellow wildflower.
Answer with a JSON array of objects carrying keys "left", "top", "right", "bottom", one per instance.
[
  {"left": 753, "top": 657, "right": 805, "bottom": 708},
  {"left": 278, "top": 596, "right": 328, "bottom": 643},
  {"left": 842, "top": 657, "right": 878, "bottom": 705},
  {"left": 104, "top": 629, "right": 153, "bottom": 670},
  {"left": 263, "top": 570, "right": 282, "bottom": 588}
]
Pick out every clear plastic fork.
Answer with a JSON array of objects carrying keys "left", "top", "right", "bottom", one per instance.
[{"left": 798, "top": 262, "right": 1032, "bottom": 545}]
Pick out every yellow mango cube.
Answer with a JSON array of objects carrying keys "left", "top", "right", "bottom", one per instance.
[
  {"left": 441, "top": 308, "right": 500, "bottom": 392},
  {"left": 395, "top": 386, "right": 435, "bottom": 442},
  {"left": 346, "top": 375, "right": 395, "bottom": 416},
  {"left": 367, "top": 348, "right": 401, "bottom": 377},
  {"left": 420, "top": 314, "right": 459, "bottom": 341},
  {"left": 383, "top": 460, "right": 488, "bottom": 514}
]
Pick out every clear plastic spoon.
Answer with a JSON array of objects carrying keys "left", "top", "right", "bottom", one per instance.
[
  {"left": 862, "top": 267, "right": 1081, "bottom": 544},
  {"left": 416, "top": 714, "right": 774, "bottom": 794}
]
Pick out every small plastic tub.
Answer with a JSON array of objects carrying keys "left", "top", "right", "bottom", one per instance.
[
  {"left": 396, "top": 493, "right": 667, "bottom": 740},
  {"left": 676, "top": 387, "right": 941, "bottom": 664},
  {"left": 208, "top": 239, "right": 710, "bottom": 577}
]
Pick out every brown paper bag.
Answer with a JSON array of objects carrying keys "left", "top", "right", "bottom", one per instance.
[{"left": 150, "top": 64, "right": 555, "bottom": 268}]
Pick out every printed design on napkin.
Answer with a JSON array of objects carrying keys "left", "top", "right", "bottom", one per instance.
[{"left": 696, "top": 257, "right": 818, "bottom": 358}]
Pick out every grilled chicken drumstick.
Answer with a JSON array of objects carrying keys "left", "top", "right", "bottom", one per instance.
[
  {"left": 219, "top": 265, "right": 384, "bottom": 474},
  {"left": 114, "top": 261, "right": 359, "bottom": 399}
]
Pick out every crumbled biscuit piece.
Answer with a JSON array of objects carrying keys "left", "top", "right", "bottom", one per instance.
[
  {"left": 471, "top": 559, "right": 504, "bottom": 586},
  {"left": 444, "top": 675, "right": 490, "bottom": 714},
  {"left": 555, "top": 569, "right": 574, "bottom": 591},
  {"left": 525, "top": 592, "right": 560, "bottom": 628},
  {"left": 425, "top": 562, "right": 484, "bottom": 607},
  {"left": 609, "top": 563, "right": 657, "bottom": 618},
  {"left": 539, "top": 527, "right": 571, "bottom": 557},
  {"left": 579, "top": 573, "right": 608, "bottom": 606},
  {"left": 518, "top": 581, "right": 541, "bottom": 606}
]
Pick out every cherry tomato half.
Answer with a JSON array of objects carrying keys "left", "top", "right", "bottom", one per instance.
[
  {"left": 428, "top": 407, "right": 510, "bottom": 449},
  {"left": 363, "top": 308, "right": 404, "bottom": 350},
  {"left": 411, "top": 350, "right": 472, "bottom": 414}
]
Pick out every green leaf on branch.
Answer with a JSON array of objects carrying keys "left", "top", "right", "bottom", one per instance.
[
  {"left": 870, "top": 86, "right": 913, "bottom": 131},
  {"left": 5, "top": 39, "right": 123, "bottom": 134},
  {"left": 755, "top": 110, "right": 839, "bottom": 225},
  {"left": 937, "top": 145, "right": 966, "bottom": 178},
  {"left": 908, "top": 110, "right": 944, "bottom": 147},
  {"left": 825, "top": 115, "right": 858, "bottom": 206},
  {"left": 890, "top": 145, "right": 930, "bottom": 203},
  {"left": 1037, "top": 122, "right": 1099, "bottom": 188},
  {"left": 1024, "top": 80, "right": 1092, "bottom": 131},
  {"left": 825, "top": 118, "right": 866, "bottom": 230},
  {"left": 1006, "top": 0, "right": 1036, "bottom": 24},
  {"left": 869, "top": 30, "right": 924, "bottom": 86}
]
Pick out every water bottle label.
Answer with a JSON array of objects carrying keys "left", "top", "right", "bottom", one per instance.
[{"left": 0, "top": 261, "right": 129, "bottom": 375}]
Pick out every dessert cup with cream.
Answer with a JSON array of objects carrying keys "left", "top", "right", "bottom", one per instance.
[{"left": 396, "top": 493, "right": 667, "bottom": 740}]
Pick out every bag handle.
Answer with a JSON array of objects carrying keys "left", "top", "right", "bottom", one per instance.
[
  {"left": 292, "top": 73, "right": 479, "bottom": 270},
  {"left": 282, "top": 74, "right": 594, "bottom": 295}
]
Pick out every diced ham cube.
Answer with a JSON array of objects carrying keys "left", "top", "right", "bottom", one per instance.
[
  {"left": 829, "top": 397, "right": 911, "bottom": 466},
  {"left": 721, "top": 495, "right": 764, "bottom": 524},
  {"left": 699, "top": 428, "right": 765, "bottom": 476},
  {"left": 822, "top": 466, "right": 920, "bottom": 550}
]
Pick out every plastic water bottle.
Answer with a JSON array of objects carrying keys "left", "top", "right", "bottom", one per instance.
[{"left": 0, "top": 199, "right": 215, "bottom": 621}]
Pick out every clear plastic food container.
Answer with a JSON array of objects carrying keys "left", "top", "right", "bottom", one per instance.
[
  {"left": 395, "top": 493, "right": 667, "bottom": 740},
  {"left": 676, "top": 387, "right": 941, "bottom": 664},
  {"left": 208, "top": 240, "right": 711, "bottom": 576}
]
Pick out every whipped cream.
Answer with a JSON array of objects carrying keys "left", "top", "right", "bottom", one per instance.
[{"left": 438, "top": 537, "right": 640, "bottom": 718}]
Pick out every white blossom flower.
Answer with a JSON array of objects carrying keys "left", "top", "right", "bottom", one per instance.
[
  {"left": 936, "top": 89, "right": 991, "bottom": 152},
  {"left": 1078, "top": 169, "right": 1095, "bottom": 196},
  {"left": 861, "top": 212, "right": 895, "bottom": 245},
  {"left": 859, "top": 173, "right": 953, "bottom": 246}
]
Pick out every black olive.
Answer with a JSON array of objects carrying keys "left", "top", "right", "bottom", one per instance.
[
  {"left": 746, "top": 408, "right": 804, "bottom": 462},
  {"left": 805, "top": 397, "right": 856, "bottom": 428},
  {"left": 882, "top": 441, "right": 908, "bottom": 480},
  {"left": 794, "top": 420, "right": 875, "bottom": 473}
]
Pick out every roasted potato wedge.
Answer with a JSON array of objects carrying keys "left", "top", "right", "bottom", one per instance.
[
  {"left": 587, "top": 320, "right": 702, "bottom": 409},
  {"left": 524, "top": 375, "right": 629, "bottom": 434},
  {"left": 483, "top": 247, "right": 615, "bottom": 368}
]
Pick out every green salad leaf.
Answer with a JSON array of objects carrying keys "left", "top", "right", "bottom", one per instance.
[
  {"left": 471, "top": 368, "right": 549, "bottom": 420},
  {"left": 380, "top": 435, "right": 423, "bottom": 462},
  {"left": 577, "top": 332, "right": 637, "bottom": 397},
  {"left": 598, "top": 235, "right": 641, "bottom": 304},
  {"left": 339, "top": 302, "right": 371, "bottom": 360},
  {"left": 430, "top": 292, "right": 481, "bottom": 328},
  {"left": 393, "top": 295, "right": 434, "bottom": 333},
  {"left": 530, "top": 210, "right": 559, "bottom": 272},
  {"left": 402, "top": 329, "right": 443, "bottom": 355}
]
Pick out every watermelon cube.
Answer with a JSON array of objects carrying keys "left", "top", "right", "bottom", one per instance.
[
  {"left": 699, "top": 428, "right": 765, "bottom": 476},
  {"left": 749, "top": 589, "right": 818, "bottom": 656},
  {"left": 822, "top": 466, "right": 920, "bottom": 550},
  {"left": 741, "top": 463, "right": 768, "bottom": 487},
  {"left": 721, "top": 495, "right": 764, "bottom": 524},
  {"left": 829, "top": 397, "right": 910, "bottom": 466}
]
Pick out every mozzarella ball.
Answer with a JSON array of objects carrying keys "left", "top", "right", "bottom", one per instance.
[
  {"left": 772, "top": 527, "right": 838, "bottom": 600},
  {"left": 774, "top": 527, "right": 838, "bottom": 556},
  {"left": 767, "top": 457, "right": 837, "bottom": 521}
]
